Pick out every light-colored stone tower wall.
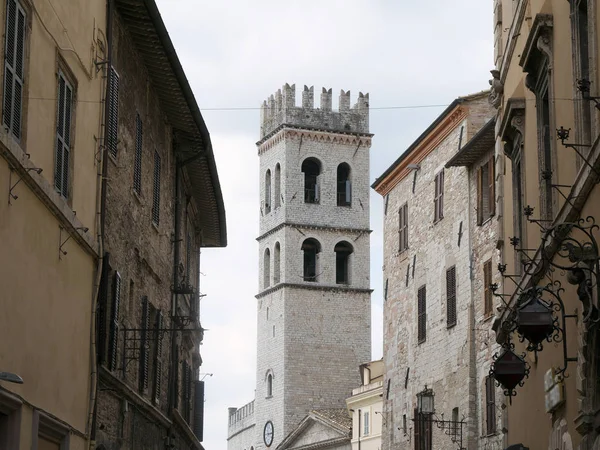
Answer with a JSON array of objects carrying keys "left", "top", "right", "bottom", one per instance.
[{"left": 254, "top": 84, "right": 372, "bottom": 449}]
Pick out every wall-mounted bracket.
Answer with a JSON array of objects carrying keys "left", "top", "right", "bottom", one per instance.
[
  {"left": 58, "top": 225, "right": 89, "bottom": 259},
  {"left": 8, "top": 165, "right": 42, "bottom": 205}
]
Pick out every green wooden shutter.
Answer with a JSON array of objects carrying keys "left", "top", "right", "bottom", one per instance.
[
  {"left": 107, "top": 67, "right": 120, "bottom": 158},
  {"left": 3, "top": 0, "right": 26, "bottom": 139},
  {"left": 54, "top": 72, "right": 73, "bottom": 198},
  {"left": 108, "top": 271, "right": 121, "bottom": 371}
]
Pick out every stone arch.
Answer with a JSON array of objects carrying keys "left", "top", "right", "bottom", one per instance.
[
  {"left": 264, "top": 169, "right": 272, "bottom": 213},
  {"left": 301, "top": 157, "right": 321, "bottom": 204},
  {"left": 301, "top": 238, "right": 321, "bottom": 282},
  {"left": 274, "top": 163, "right": 281, "bottom": 208},
  {"left": 337, "top": 162, "right": 351, "bottom": 206},
  {"left": 264, "top": 247, "right": 271, "bottom": 288},
  {"left": 334, "top": 240, "right": 353, "bottom": 284},
  {"left": 274, "top": 242, "right": 281, "bottom": 284}
]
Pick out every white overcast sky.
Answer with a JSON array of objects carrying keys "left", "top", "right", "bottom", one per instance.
[{"left": 154, "top": 1, "right": 493, "bottom": 449}]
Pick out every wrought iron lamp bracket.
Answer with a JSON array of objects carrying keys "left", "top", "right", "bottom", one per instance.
[
  {"left": 8, "top": 164, "right": 43, "bottom": 205},
  {"left": 411, "top": 413, "right": 466, "bottom": 450}
]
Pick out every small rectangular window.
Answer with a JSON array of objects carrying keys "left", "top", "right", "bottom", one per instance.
[
  {"left": 133, "top": 114, "right": 142, "bottom": 195},
  {"left": 486, "top": 376, "right": 497, "bottom": 435},
  {"left": 398, "top": 203, "right": 408, "bottom": 252},
  {"left": 107, "top": 67, "right": 120, "bottom": 158},
  {"left": 434, "top": 170, "right": 444, "bottom": 222},
  {"left": 54, "top": 71, "right": 73, "bottom": 199},
  {"left": 484, "top": 260, "right": 493, "bottom": 316},
  {"left": 363, "top": 411, "right": 370, "bottom": 436},
  {"left": 152, "top": 151, "right": 161, "bottom": 226},
  {"left": 446, "top": 266, "right": 457, "bottom": 327},
  {"left": 418, "top": 285, "right": 426, "bottom": 343}
]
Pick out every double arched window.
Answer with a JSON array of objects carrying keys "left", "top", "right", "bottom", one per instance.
[
  {"left": 263, "top": 243, "right": 281, "bottom": 289},
  {"left": 274, "top": 164, "right": 281, "bottom": 208},
  {"left": 302, "top": 158, "right": 321, "bottom": 204},
  {"left": 264, "top": 170, "right": 272, "bottom": 214},
  {"left": 274, "top": 242, "right": 281, "bottom": 284},
  {"left": 266, "top": 370, "right": 274, "bottom": 397},
  {"left": 264, "top": 248, "right": 271, "bottom": 288},
  {"left": 335, "top": 241, "right": 353, "bottom": 284},
  {"left": 337, "top": 163, "right": 352, "bottom": 206},
  {"left": 302, "top": 238, "right": 321, "bottom": 282}
]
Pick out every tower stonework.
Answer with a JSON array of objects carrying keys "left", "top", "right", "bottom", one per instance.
[{"left": 253, "top": 84, "right": 372, "bottom": 449}]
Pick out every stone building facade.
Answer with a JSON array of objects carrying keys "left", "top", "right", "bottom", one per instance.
[
  {"left": 488, "top": 0, "right": 600, "bottom": 449},
  {"left": 227, "top": 85, "right": 372, "bottom": 450},
  {"left": 94, "top": 2, "right": 226, "bottom": 450},
  {"left": 373, "top": 92, "right": 501, "bottom": 450},
  {"left": 0, "top": 0, "right": 105, "bottom": 448}
]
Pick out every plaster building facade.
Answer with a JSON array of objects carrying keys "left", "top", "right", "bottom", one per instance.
[
  {"left": 94, "top": 2, "right": 226, "bottom": 450},
  {"left": 0, "top": 0, "right": 106, "bottom": 449},
  {"left": 487, "top": 0, "right": 600, "bottom": 449},
  {"left": 373, "top": 92, "right": 503, "bottom": 450},
  {"left": 346, "top": 360, "right": 384, "bottom": 450},
  {"left": 227, "top": 84, "right": 372, "bottom": 450}
]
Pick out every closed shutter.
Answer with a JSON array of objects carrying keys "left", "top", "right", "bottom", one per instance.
[
  {"left": 108, "top": 271, "right": 121, "bottom": 371},
  {"left": 3, "top": 0, "right": 26, "bottom": 140},
  {"left": 489, "top": 155, "right": 496, "bottom": 217},
  {"left": 418, "top": 285, "right": 426, "bottom": 343},
  {"left": 139, "top": 296, "right": 150, "bottom": 392},
  {"left": 107, "top": 67, "right": 120, "bottom": 158},
  {"left": 54, "top": 72, "right": 73, "bottom": 198},
  {"left": 434, "top": 171, "right": 444, "bottom": 222},
  {"left": 186, "top": 232, "right": 191, "bottom": 283},
  {"left": 153, "top": 310, "right": 163, "bottom": 404},
  {"left": 403, "top": 204, "right": 409, "bottom": 250},
  {"left": 384, "top": 278, "right": 388, "bottom": 301},
  {"left": 97, "top": 253, "right": 110, "bottom": 365},
  {"left": 486, "top": 376, "right": 497, "bottom": 434},
  {"left": 399, "top": 206, "right": 404, "bottom": 252},
  {"left": 446, "top": 266, "right": 457, "bottom": 327},
  {"left": 173, "top": 344, "right": 179, "bottom": 409},
  {"left": 413, "top": 408, "right": 420, "bottom": 450},
  {"left": 187, "top": 365, "right": 193, "bottom": 423},
  {"left": 133, "top": 113, "right": 142, "bottom": 194},
  {"left": 484, "top": 260, "right": 493, "bottom": 316},
  {"left": 193, "top": 380, "right": 205, "bottom": 441},
  {"left": 152, "top": 150, "right": 161, "bottom": 226},
  {"left": 477, "top": 166, "right": 483, "bottom": 225}
]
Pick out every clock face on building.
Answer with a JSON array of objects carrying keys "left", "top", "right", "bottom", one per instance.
[{"left": 263, "top": 421, "right": 274, "bottom": 447}]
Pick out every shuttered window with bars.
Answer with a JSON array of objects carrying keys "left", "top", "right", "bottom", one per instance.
[
  {"left": 398, "top": 203, "right": 408, "bottom": 253},
  {"left": 417, "top": 285, "right": 426, "bottom": 343},
  {"left": 152, "top": 150, "right": 161, "bottom": 226},
  {"left": 477, "top": 156, "right": 496, "bottom": 225},
  {"left": 3, "top": 0, "right": 26, "bottom": 140},
  {"left": 107, "top": 67, "right": 120, "bottom": 158},
  {"left": 133, "top": 113, "right": 142, "bottom": 195},
  {"left": 54, "top": 71, "right": 73, "bottom": 199},
  {"left": 182, "top": 360, "right": 193, "bottom": 423},
  {"left": 434, "top": 170, "right": 444, "bottom": 223},
  {"left": 139, "top": 296, "right": 150, "bottom": 393},
  {"left": 484, "top": 259, "right": 493, "bottom": 316},
  {"left": 485, "top": 376, "right": 497, "bottom": 435},
  {"left": 172, "top": 344, "right": 179, "bottom": 409},
  {"left": 153, "top": 310, "right": 163, "bottom": 405},
  {"left": 108, "top": 271, "right": 121, "bottom": 371},
  {"left": 446, "top": 266, "right": 457, "bottom": 327}
]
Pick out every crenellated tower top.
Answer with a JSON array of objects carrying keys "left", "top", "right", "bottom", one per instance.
[{"left": 259, "top": 83, "right": 370, "bottom": 139}]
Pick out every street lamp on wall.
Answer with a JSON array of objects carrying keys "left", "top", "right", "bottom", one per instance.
[{"left": 417, "top": 386, "right": 435, "bottom": 415}]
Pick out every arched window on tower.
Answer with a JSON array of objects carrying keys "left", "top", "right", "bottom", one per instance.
[
  {"left": 302, "top": 238, "right": 321, "bottom": 282},
  {"left": 301, "top": 158, "right": 321, "bottom": 204},
  {"left": 264, "top": 248, "right": 271, "bottom": 288},
  {"left": 335, "top": 241, "right": 353, "bottom": 284},
  {"left": 265, "top": 169, "right": 272, "bottom": 214},
  {"left": 337, "top": 163, "right": 351, "bottom": 206},
  {"left": 274, "top": 242, "right": 281, "bottom": 284},
  {"left": 274, "top": 163, "right": 281, "bottom": 209},
  {"left": 267, "top": 373, "right": 273, "bottom": 397}
]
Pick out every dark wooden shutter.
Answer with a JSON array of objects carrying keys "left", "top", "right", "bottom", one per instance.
[
  {"left": 108, "top": 271, "right": 121, "bottom": 371},
  {"left": 489, "top": 155, "right": 496, "bottom": 217},
  {"left": 413, "top": 408, "right": 420, "bottom": 450},
  {"left": 97, "top": 253, "right": 110, "bottom": 365},
  {"left": 484, "top": 260, "right": 493, "bottom": 316},
  {"left": 153, "top": 311, "right": 163, "bottom": 404},
  {"left": 384, "top": 195, "right": 389, "bottom": 215},
  {"left": 418, "top": 285, "right": 426, "bottom": 343},
  {"left": 133, "top": 113, "right": 142, "bottom": 194},
  {"left": 439, "top": 170, "right": 444, "bottom": 220},
  {"left": 107, "top": 67, "right": 120, "bottom": 158},
  {"left": 139, "top": 296, "right": 150, "bottom": 392},
  {"left": 399, "top": 206, "right": 404, "bottom": 252},
  {"left": 486, "top": 376, "right": 497, "bottom": 434},
  {"left": 187, "top": 365, "right": 193, "bottom": 423},
  {"left": 384, "top": 278, "right": 388, "bottom": 301},
  {"left": 404, "top": 204, "right": 409, "bottom": 250},
  {"left": 3, "top": 0, "right": 26, "bottom": 139},
  {"left": 186, "top": 232, "right": 192, "bottom": 283},
  {"left": 173, "top": 344, "right": 179, "bottom": 409},
  {"left": 55, "top": 72, "right": 72, "bottom": 198},
  {"left": 152, "top": 151, "right": 161, "bottom": 226},
  {"left": 477, "top": 166, "right": 483, "bottom": 225},
  {"left": 446, "top": 266, "right": 457, "bottom": 327},
  {"left": 193, "top": 381, "right": 205, "bottom": 441}
]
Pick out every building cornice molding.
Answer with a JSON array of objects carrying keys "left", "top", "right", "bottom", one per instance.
[
  {"left": 257, "top": 125, "right": 372, "bottom": 155},
  {"left": 0, "top": 138, "right": 98, "bottom": 258},
  {"left": 256, "top": 282, "right": 373, "bottom": 299},
  {"left": 257, "top": 222, "right": 371, "bottom": 241},
  {"left": 500, "top": 0, "right": 529, "bottom": 84},
  {"left": 374, "top": 105, "right": 468, "bottom": 196}
]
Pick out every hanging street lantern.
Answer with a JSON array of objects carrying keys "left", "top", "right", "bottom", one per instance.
[
  {"left": 516, "top": 291, "right": 555, "bottom": 350},
  {"left": 490, "top": 348, "right": 528, "bottom": 394},
  {"left": 417, "top": 386, "right": 435, "bottom": 415}
]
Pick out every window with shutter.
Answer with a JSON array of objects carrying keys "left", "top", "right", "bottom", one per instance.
[
  {"left": 107, "top": 67, "right": 120, "bottom": 158},
  {"left": 485, "top": 376, "right": 497, "bottom": 434},
  {"left": 417, "top": 285, "right": 426, "bottom": 343},
  {"left": 133, "top": 113, "right": 142, "bottom": 194},
  {"left": 186, "top": 231, "right": 192, "bottom": 284},
  {"left": 54, "top": 71, "right": 73, "bottom": 199},
  {"left": 193, "top": 380, "right": 205, "bottom": 441},
  {"left": 139, "top": 296, "right": 150, "bottom": 393},
  {"left": 477, "top": 165, "right": 484, "bottom": 225},
  {"left": 97, "top": 253, "right": 111, "bottom": 365},
  {"left": 484, "top": 260, "right": 493, "bottom": 316},
  {"left": 3, "top": 0, "right": 26, "bottom": 140},
  {"left": 153, "top": 311, "right": 163, "bottom": 405},
  {"left": 399, "top": 203, "right": 408, "bottom": 252},
  {"left": 413, "top": 408, "right": 420, "bottom": 450},
  {"left": 108, "top": 271, "right": 121, "bottom": 371},
  {"left": 434, "top": 170, "right": 444, "bottom": 222},
  {"left": 152, "top": 150, "right": 161, "bottom": 226},
  {"left": 488, "top": 155, "right": 495, "bottom": 217},
  {"left": 172, "top": 345, "right": 179, "bottom": 409},
  {"left": 446, "top": 266, "right": 457, "bottom": 327},
  {"left": 182, "top": 360, "right": 188, "bottom": 420}
]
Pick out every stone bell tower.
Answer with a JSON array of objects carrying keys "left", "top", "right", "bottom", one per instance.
[{"left": 253, "top": 83, "right": 373, "bottom": 449}]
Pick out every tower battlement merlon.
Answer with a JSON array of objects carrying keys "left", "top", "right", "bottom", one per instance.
[{"left": 259, "top": 83, "right": 370, "bottom": 139}]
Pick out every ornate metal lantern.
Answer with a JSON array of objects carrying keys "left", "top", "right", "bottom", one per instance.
[
  {"left": 417, "top": 386, "right": 435, "bottom": 415},
  {"left": 491, "top": 348, "right": 528, "bottom": 395},
  {"left": 516, "top": 293, "right": 554, "bottom": 349}
]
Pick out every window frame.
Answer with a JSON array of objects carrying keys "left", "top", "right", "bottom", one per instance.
[
  {"left": 363, "top": 411, "right": 370, "bottom": 436},
  {"left": 398, "top": 203, "right": 408, "bottom": 253},
  {"left": 417, "top": 285, "right": 427, "bottom": 343},
  {"left": 477, "top": 155, "right": 496, "bottom": 225},
  {"left": 54, "top": 68, "right": 75, "bottom": 200},
  {"left": 133, "top": 113, "right": 143, "bottom": 195},
  {"left": 485, "top": 376, "right": 497, "bottom": 435},
  {"left": 434, "top": 170, "right": 444, "bottom": 223},
  {"left": 107, "top": 66, "right": 120, "bottom": 159},
  {"left": 151, "top": 150, "right": 161, "bottom": 227},
  {"left": 446, "top": 266, "right": 457, "bottom": 328},
  {"left": 483, "top": 259, "right": 493, "bottom": 317}
]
